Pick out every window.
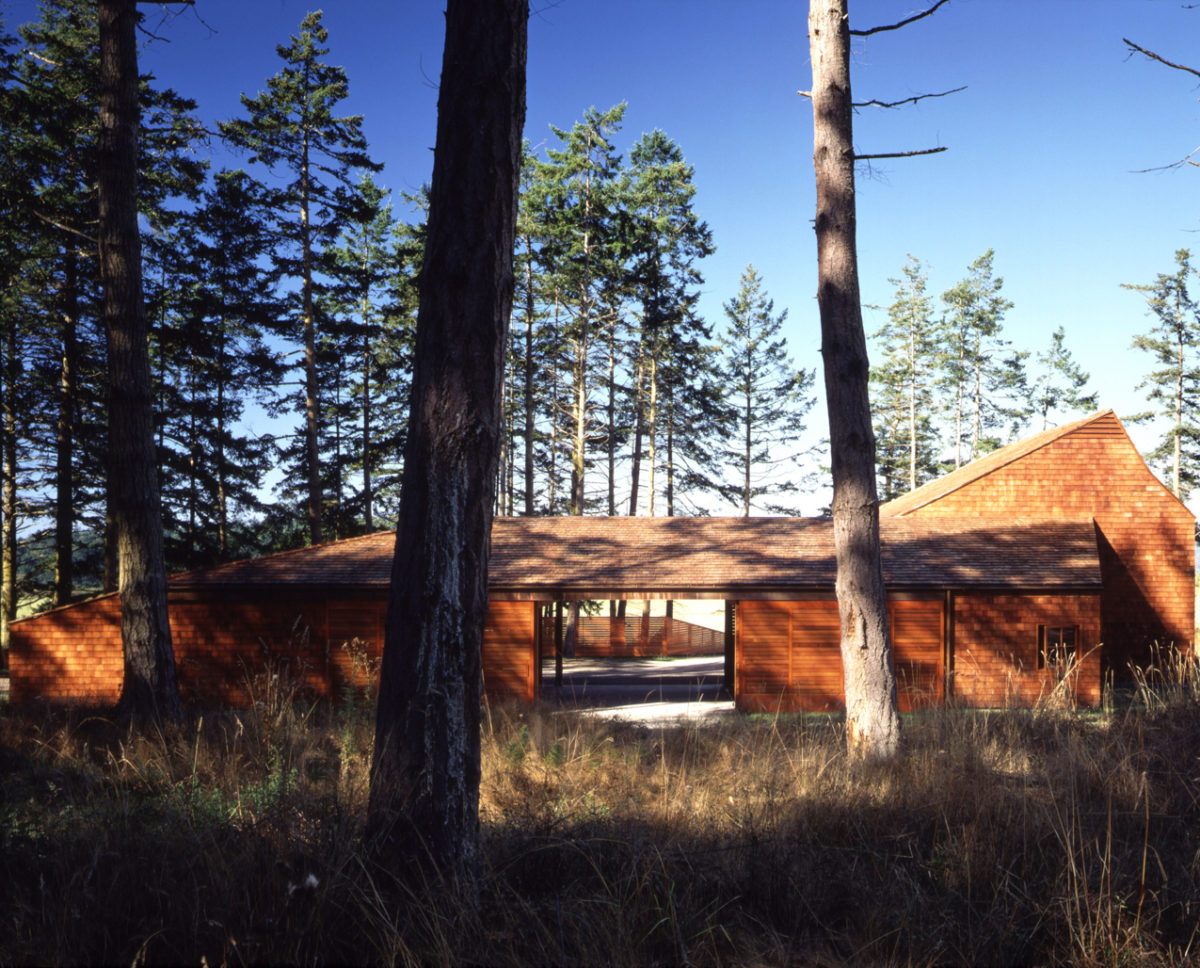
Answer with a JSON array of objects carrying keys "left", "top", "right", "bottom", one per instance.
[{"left": 1038, "top": 625, "right": 1078, "bottom": 672}]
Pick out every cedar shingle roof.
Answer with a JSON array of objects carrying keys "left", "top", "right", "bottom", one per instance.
[
  {"left": 172, "top": 515, "right": 1101, "bottom": 596},
  {"left": 881, "top": 409, "right": 1121, "bottom": 517}
]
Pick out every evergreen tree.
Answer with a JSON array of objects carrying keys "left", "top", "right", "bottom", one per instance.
[
  {"left": 9, "top": 0, "right": 110, "bottom": 606},
  {"left": 98, "top": 0, "right": 180, "bottom": 723},
  {"left": 939, "top": 249, "right": 1024, "bottom": 465},
  {"left": 368, "top": 0, "right": 527, "bottom": 887},
  {"left": 152, "top": 169, "right": 286, "bottom": 569},
  {"left": 658, "top": 318, "right": 729, "bottom": 515},
  {"left": 323, "top": 173, "right": 414, "bottom": 536},
  {"left": 1031, "top": 325, "right": 1097, "bottom": 430},
  {"left": 6, "top": 0, "right": 202, "bottom": 606},
  {"left": 1126, "top": 249, "right": 1200, "bottom": 497},
  {"left": 869, "top": 256, "right": 942, "bottom": 499},
  {"left": 624, "top": 129, "right": 718, "bottom": 515},
  {"left": 540, "top": 103, "right": 627, "bottom": 517},
  {"left": 221, "top": 11, "right": 380, "bottom": 546},
  {"left": 718, "top": 265, "right": 815, "bottom": 515},
  {"left": 509, "top": 141, "right": 555, "bottom": 515}
]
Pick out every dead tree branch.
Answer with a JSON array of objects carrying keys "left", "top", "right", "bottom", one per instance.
[
  {"left": 1124, "top": 38, "right": 1200, "bottom": 80},
  {"left": 854, "top": 85, "right": 965, "bottom": 109},
  {"left": 855, "top": 146, "right": 947, "bottom": 161},
  {"left": 1130, "top": 145, "right": 1200, "bottom": 174},
  {"left": 851, "top": 0, "right": 951, "bottom": 37}
]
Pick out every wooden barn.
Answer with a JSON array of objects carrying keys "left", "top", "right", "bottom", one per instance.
[{"left": 7, "top": 410, "right": 1194, "bottom": 712}]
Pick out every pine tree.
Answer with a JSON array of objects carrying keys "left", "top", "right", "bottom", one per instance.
[
  {"left": 8, "top": 0, "right": 109, "bottom": 607},
  {"left": 5, "top": 0, "right": 202, "bottom": 610},
  {"left": 718, "top": 265, "right": 816, "bottom": 515},
  {"left": 99, "top": 0, "right": 180, "bottom": 723},
  {"left": 7, "top": 0, "right": 203, "bottom": 601},
  {"left": 323, "top": 173, "right": 414, "bottom": 536},
  {"left": 1127, "top": 249, "right": 1200, "bottom": 497},
  {"left": 369, "top": 0, "right": 527, "bottom": 887},
  {"left": 1031, "top": 325, "right": 1097, "bottom": 430},
  {"left": 222, "top": 11, "right": 380, "bottom": 546},
  {"left": 625, "top": 129, "right": 718, "bottom": 515},
  {"left": 808, "top": 0, "right": 900, "bottom": 759},
  {"left": 540, "top": 103, "right": 627, "bottom": 518},
  {"left": 151, "top": 169, "right": 286, "bottom": 569},
  {"left": 940, "top": 249, "right": 1024, "bottom": 465},
  {"left": 507, "top": 142, "right": 560, "bottom": 516},
  {"left": 869, "top": 256, "right": 942, "bottom": 499}
]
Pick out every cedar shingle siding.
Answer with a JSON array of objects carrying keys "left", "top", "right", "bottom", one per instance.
[
  {"left": 8, "top": 411, "right": 1192, "bottom": 710},
  {"left": 881, "top": 410, "right": 1194, "bottom": 681}
]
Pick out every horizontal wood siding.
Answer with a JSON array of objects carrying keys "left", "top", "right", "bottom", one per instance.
[
  {"left": 537, "top": 615, "right": 723, "bottom": 657},
  {"left": 891, "top": 599, "right": 944, "bottom": 711},
  {"left": 789, "top": 602, "right": 843, "bottom": 711},
  {"left": 737, "top": 599, "right": 943, "bottom": 713},
  {"left": 738, "top": 600, "right": 801, "bottom": 710},
  {"left": 482, "top": 601, "right": 536, "bottom": 704},
  {"left": 952, "top": 592, "right": 1102, "bottom": 706}
]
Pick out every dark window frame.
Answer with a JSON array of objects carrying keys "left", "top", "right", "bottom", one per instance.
[{"left": 1038, "top": 624, "right": 1079, "bottom": 672}]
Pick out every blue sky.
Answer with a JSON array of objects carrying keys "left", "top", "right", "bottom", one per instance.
[{"left": 8, "top": 0, "right": 1200, "bottom": 494}]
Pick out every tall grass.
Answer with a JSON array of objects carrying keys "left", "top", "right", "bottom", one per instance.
[{"left": 2, "top": 653, "right": 1199, "bottom": 965}]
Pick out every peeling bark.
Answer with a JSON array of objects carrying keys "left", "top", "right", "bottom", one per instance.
[{"left": 809, "top": 0, "right": 900, "bottom": 759}]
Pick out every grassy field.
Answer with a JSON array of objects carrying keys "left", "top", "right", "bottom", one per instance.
[{"left": 1, "top": 655, "right": 1199, "bottom": 966}]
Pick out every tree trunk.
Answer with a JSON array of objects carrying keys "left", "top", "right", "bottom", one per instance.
[
  {"left": 522, "top": 249, "right": 536, "bottom": 515},
  {"left": 570, "top": 334, "right": 587, "bottom": 515},
  {"left": 1175, "top": 316, "right": 1184, "bottom": 496},
  {"left": 362, "top": 292, "right": 375, "bottom": 531},
  {"left": 628, "top": 346, "right": 646, "bottom": 516},
  {"left": 606, "top": 313, "right": 617, "bottom": 516},
  {"left": 55, "top": 245, "right": 78, "bottom": 606},
  {"left": 301, "top": 128, "right": 323, "bottom": 545},
  {"left": 368, "top": 0, "right": 527, "bottom": 888},
  {"left": 646, "top": 354, "right": 657, "bottom": 517},
  {"left": 1, "top": 313, "right": 16, "bottom": 657},
  {"left": 216, "top": 315, "right": 229, "bottom": 557},
  {"left": 808, "top": 0, "right": 899, "bottom": 760},
  {"left": 743, "top": 351, "right": 753, "bottom": 516},
  {"left": 907, "top": 313, "right": 917, "bottom": 492},
  {"left": 98, "top": 0, "right": 181, "bottom": 724}
]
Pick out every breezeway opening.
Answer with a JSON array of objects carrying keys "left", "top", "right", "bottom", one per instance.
[{"left": 536, "top": 599, "right": 734, "bottom": 717}]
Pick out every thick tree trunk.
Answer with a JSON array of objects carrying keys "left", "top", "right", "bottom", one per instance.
[
  {"left": 98, "top": 0, "right": 181, "bottom": 724},
  {"left": 809, "top": 0, "right": 900, "bottom": 759},
  {"left": 368, "top": 0, "right": 527, "bottom": 887}
]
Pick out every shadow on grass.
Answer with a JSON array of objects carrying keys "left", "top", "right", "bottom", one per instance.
[{"left": 2, "top": 696, "right": 1199, "bottom": 965}]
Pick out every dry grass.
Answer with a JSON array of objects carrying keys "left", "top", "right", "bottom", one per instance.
[{"left": 2, "top": 652, "right": 1200, "bottom": 966}]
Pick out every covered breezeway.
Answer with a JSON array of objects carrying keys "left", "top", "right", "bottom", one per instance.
[{"left": 484, "top": 515, "right": 1103, "bottom": 712}]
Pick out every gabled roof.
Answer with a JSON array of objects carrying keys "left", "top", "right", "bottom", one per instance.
[
  {"left": 881, "top": 409, "right": 1131, "bottom": 517},
  {"left": 170, "top": 515, "right": 1101, "bottom": 598}
]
